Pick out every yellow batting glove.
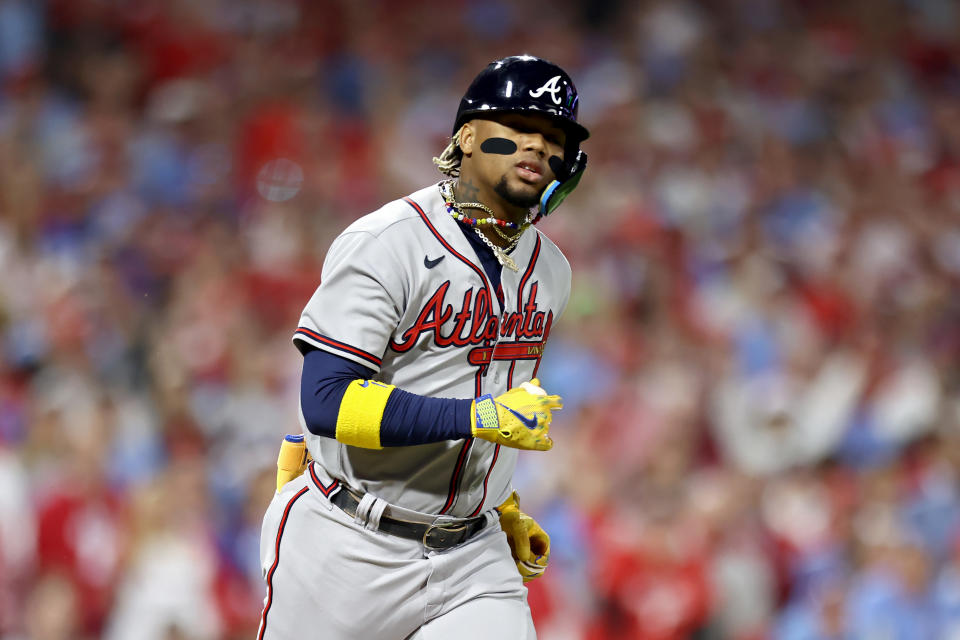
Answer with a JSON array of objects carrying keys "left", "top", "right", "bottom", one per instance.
[
  {"left": 276, "top": 434, "right": 311, "bottom": 491},
  {"left": 498, "top": 491, "right": 550, "bottom": 582},
  {"left": 471, "top": 379, "right": 562, "bottom": 451}
]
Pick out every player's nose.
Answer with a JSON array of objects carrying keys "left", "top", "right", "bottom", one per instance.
[{"left": 520, "top": 132, "right": 547, "bottom": 156}]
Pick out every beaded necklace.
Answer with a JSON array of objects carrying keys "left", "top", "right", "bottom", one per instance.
[
  {"left": 439, "top": 180, "right": 530, "bottom": 272},
  {"left": 440, "top": 180, "right": 520, "bottom": 229}
]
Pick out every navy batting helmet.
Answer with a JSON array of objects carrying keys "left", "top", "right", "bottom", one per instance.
[{"left": 453, "top": 55, "right": 590, "bottom": 144}]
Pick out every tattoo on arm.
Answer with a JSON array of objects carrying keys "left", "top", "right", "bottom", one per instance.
[{"left": 456, "top": 179, "right": 479, "bottom": 202}]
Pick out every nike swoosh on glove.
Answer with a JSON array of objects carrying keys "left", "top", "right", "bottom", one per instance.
[{"left": 471, "top": 379, "right": 562, "bottom": 451}]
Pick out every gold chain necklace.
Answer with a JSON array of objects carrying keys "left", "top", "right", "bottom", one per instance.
[
  {"left": 439, "top": 180, "right": 530, "bottom": 272},
  {"left": 472, "top": 226, "right": 521, "bottom": 272}
]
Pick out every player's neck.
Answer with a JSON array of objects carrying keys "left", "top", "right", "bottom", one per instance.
[{"left": 453, "top": 177, "right": 526, "bottom": 248}]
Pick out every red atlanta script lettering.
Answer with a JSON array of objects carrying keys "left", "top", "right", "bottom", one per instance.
[{"left": 389, "top": 282, "right": 550, "bottom": 352}]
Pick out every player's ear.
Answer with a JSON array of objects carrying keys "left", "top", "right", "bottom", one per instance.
[{"left": 459, "top": 121, "right": 475, "bottom": 156}]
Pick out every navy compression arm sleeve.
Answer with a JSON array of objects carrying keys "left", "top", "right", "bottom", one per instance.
[{"left": 300, "top": 348, "right": 473, "bottom": 445}]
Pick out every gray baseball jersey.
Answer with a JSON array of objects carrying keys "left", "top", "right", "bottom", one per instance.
[{"left": 292, "top": 182, "right": 571, "bottom": 518}]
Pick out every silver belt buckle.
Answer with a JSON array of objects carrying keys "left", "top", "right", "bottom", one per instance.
[{"left": 422, "top": 522, "right": 467, "bottom": 550}]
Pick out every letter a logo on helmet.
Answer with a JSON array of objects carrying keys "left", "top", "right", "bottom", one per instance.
[{"left": 529, "top": 76, "right": 563, "bottom": 104}]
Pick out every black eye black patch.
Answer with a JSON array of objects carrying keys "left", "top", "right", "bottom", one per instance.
[
  {"left": 548, "top": 155, "right": 565, "bottom": 177},
  {"left": 479, "top": 137, "right": 518, "bottom": 155}
]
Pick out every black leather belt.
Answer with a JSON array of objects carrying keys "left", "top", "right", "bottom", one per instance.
[{"left": 330, "top": 488, "right": 488, "bottom": 550}]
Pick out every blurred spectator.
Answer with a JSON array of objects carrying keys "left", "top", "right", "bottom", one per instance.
[
  {"left": 104, "top": 455, "right": 221, "bottom": 640},
  {"left": 18, "top": 571, "right": 87, "bottom": 640}
]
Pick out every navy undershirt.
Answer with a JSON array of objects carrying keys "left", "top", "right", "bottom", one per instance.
[
  {"left": 457, "top": 223, "right": 507, "bottom": 309},
  {"left": 298, "top": 222, "right": 517, "bottom": 447},
  {"left": 300, "top": 348, "right": 474, "bottom": 446}
]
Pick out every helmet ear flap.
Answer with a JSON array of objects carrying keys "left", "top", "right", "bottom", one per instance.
[{"left": 539, "top": 150, "right": 587, "bottom": 217}]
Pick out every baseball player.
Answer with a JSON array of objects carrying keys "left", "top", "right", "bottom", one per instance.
[{"left": 257, "top": 55, "right": 589, "bottom": 640}]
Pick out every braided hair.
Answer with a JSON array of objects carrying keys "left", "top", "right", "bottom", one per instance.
[{"left": 432, "top": 126, "right": 464, "bottom": 177}]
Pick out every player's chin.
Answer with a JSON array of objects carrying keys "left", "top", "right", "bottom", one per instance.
[{"left": 496, "top": 176, "right": 544, "bottom": 209}]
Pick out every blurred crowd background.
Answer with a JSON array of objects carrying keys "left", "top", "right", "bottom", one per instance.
[{"left": 2, "top": 0, "right": 960, "bottom": 638}]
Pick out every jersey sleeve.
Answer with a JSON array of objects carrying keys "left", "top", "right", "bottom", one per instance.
[{"left": 293, "top": 231, "right": 405, "bottom": 371}]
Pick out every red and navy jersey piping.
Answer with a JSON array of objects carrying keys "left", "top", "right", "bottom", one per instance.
[
  {"left": 517, "top": 235, "right": 541, "bottom": 312},
  {"left": 439, "top": 439, "right": 473, "bottom": 515},
  {"left": 294, "top": 327, "right": 382, "bottom": 368},
  {"left": 470, "top": 443, "right": 501, "bottom": 517},
  {"left": 257, "top": 486, "right": 310, "bottom": 640},
  {"left": 308, "top": 461, "right": 341, "bottom": 497}
]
